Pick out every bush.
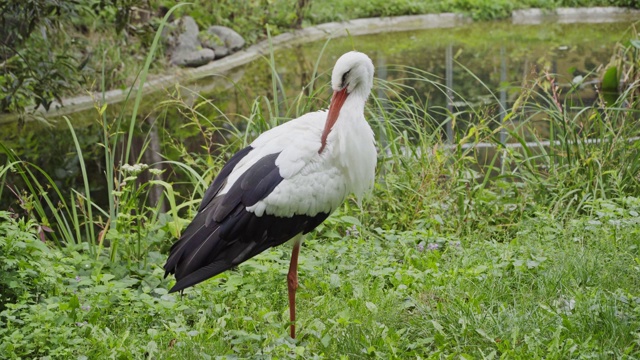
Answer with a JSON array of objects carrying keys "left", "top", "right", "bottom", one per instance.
[
  {"left": 0, "top": 211, "right": 64, "bottom": 308},
  {"left": 0, "top": 0, "right": 150, "bottom": 113}
]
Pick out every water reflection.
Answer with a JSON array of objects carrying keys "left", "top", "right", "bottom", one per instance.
[{"left": 194, "top": 21, "right": 634, "bottom": 141}]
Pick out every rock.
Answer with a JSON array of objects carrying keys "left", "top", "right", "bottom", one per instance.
[
  {"left": 171, "top": 49, "right": 215, "bottom": 67},
  {"left": 167, "top": 19, "right": 245, "bottom": 64},
  {"left": 512, "top": 7, "right": 640, "bottom": 25},
  {"left": 168, "top": 16, "right": 215, "bottom": 67},
  {"left": 175, "top": 16, "right": 200, "bottom": 49},
  {"left": 205, "top": 25, "right": 245, "bottom": 53},
  {"left": 199, "top": 32, "right": 230, "bottom": 59},
  {"left": 212, "top": 45, "right": 229, "bottom": 59}
]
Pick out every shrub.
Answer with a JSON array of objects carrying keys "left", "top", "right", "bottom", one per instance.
[{"left": 0, "top": 211, "right": 64, "bottom": 308}]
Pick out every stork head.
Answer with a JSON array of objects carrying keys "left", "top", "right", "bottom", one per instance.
[
  {"left": 320, "top": 52, "right": 374, "bottom": 153},
  {"left": 331, "top": 51, "right": 375, "bottom": 98}
]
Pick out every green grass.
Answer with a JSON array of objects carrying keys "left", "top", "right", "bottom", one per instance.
[
  {"left": 2, "top": 199, "right": 640, "bottom": 358},
  {"left": 2, "top": 10, "right": 640, "bottom": 359}
]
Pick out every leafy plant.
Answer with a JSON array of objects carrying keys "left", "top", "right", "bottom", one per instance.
[
  {"left": 0, "top": 211, "right": 63, "bottom": 309},
  {"left": 446, "top": 0, "right": 515, "bottom": 21},
  {"left": 0, "top": 0, "right": 156, "bottom": 113}
]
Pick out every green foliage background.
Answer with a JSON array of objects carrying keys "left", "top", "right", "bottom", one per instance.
[
  {"left": 1, "top": 0, "right": 638, "bottom": 113},
  {"left": 1, "top": 1, "right": 640, "bottom": 358}
]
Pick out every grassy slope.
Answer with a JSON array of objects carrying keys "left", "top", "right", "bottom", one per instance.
[{"left": 2, "top": 197, "right": 640, "bottom": 358}]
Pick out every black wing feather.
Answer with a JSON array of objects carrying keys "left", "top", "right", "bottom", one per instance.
[
  {"left": 163, "top": 150, "right": 331, "bottom": 293},
  {"left": 199, "top": 146, "right": 253, "bottom": 212},
  {"left": 212, "top": 152, "right": 282, "bottom": 221}
]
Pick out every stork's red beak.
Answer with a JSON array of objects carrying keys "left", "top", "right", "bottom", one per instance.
[{"left": 319, "top": 87, "right": 349, "bottom": 153}]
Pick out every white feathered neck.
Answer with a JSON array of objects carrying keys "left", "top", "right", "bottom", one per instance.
[{"left": 325, "top": 51, "right": 377, "bottom": 203}]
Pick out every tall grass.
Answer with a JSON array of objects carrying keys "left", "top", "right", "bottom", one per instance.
[
  {"left": 1, "top": 11, "right": 639, "bottom": 274},
  {"left": 353, "top": 39, "right": 640, "bottom": 236},
  {"left": 502, "top": 70, "right": 640, "bottom": 219},
  {"left": 0, "top": 4, "right": 190, "bottom": 264}
]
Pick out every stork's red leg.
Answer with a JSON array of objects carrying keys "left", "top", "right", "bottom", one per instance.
[{"left": 287, "top": 239, "right": 301, "bottom": 339}]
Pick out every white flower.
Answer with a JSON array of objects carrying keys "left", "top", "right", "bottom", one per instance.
[{"left": 121, "top": 163, "right": 149, "bottom": 175}]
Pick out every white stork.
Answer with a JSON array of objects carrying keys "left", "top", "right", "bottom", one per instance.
[{"left": 163, "top": 51, "right": 377, "bottom": 339}]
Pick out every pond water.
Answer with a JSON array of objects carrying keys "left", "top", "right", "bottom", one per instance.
[{"left": 0, "top": 19, "right": 637, "bottom": 209}]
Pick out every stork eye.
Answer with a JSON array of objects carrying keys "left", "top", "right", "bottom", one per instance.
[{"left": 341, "top": 70, "right": 351, "bottom": 88}]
